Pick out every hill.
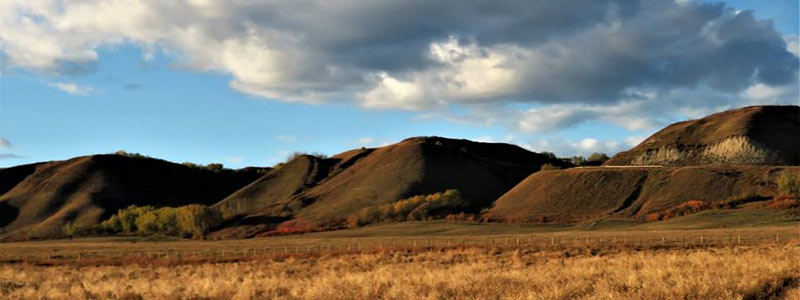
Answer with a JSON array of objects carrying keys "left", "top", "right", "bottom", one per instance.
[
  {"left": 212, "top": 136, "right": 569, "bottom": 237},
  {"left": 486, "top": 165, "right": 799, "bottom": 223},
  {"left": 605, "top": 105, "right": 799, "bottom": 166},
  {"left": 0, "top": 154, "right": 265, "bottom": 240},
  {"left": 488, "top": 105, "right": 800, "bottom": 224}
]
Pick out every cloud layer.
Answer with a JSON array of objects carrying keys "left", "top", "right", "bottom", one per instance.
[{"left": 1, "top": 0, "right": 797, "bottom": 132}]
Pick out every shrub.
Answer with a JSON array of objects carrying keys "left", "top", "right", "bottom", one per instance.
[
  {"left": 777, "top": 170, "right": 800, "bottom": 197},
  {"left": 585, "top": 153, "right": 610, "bottom": 165},
  {"left": 540, "top": 152, "right": 557, "bottom": 159},
  {"left": 539, "top": 163, "right": 561, "bottom": 171},
  {"left": 102, "top": 205, "right": 156, "bottom": 233},
  {"left": 762, "top": 196, "right": 800, "bottom": 209},
  {"left": 347, "top": 190, "right": 466, "bottom": 227},
  {"left": 176, "top": 205, "right": 223, "bottom": 238},
  {"left": 99, "top": 204, "right": 221, "bottom": 238},
  {"left": 113, "top": 150, "right": 151, "bottom": 159},
  {"left": 61, "top": 222, "right": 78, "bottom": 238},
  {"left": 647, "top": 199, "right": 711, "bottom": 221}
]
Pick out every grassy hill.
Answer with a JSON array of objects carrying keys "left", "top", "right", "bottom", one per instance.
[
  {"left": 0, "top": 154, "right": 265, "bottom": 240},
  {"left": 486, "top": 165, "right": 799, "bottom": 223},
  {"left": 605, "top": 105, "right": 800, "bottom": 166},
  {"left": 211, "top": 136, "right": 570, "bottom": 238}
]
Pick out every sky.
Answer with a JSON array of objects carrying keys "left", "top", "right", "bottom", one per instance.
[{"left": 0, "top": 0, "right": 798, "bottom": 168}]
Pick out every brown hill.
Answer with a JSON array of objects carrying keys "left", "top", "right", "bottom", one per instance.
[
  {"left": 212, "top": 136, "right": 569, "bottom": 237},
  {"left": 605, "top": 105, "right": 800, "bottom": 166},
  {"left": 0, "top": 155, "right": 264, "bottom": 239},
  {"left": 486, "top": 165, "right": 799, "bottom": 223}
]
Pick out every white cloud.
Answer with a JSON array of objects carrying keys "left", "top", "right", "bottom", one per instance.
[
  {"left": 516, "top": 101, "right": 660, "bottom": 133},
  {"left": 274, "top": 135, "right": 298, "bottom": 143},
  {"left": 1, "top": 0, "right": 796, "bottom": 137},
  {"left": 786, "top": 35, "right": 799, "bottom": 57},
  {"left": 355, "top": 137, "right": 375, "bottom": 146},
  {"left": 625, "top": 136, "right": 647, "bottom": 147},
  {"left": 47, "top": 82, "right": 93, "bottom": 95},
  {"left": 223, "top": 156, "right": 243, "bottom": 164},
  {"left": 577, "top": 138, "right": 600, "bottom": 151},
  {"left": 741, "top": 83, "right": 794, "bottom": 100},
  {"left": 0, "top": 137, "right": 11, "bottom": 149}
]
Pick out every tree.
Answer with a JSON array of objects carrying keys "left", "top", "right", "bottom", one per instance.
[
  {"left": 587, "top": 153, "right": 610, "bottom": 164},
  {"left": 777, "top": 170, "right": 800, "bottom": 196},
  {"left": 176, "top": 205, "right": 222, "bottom": 238}
]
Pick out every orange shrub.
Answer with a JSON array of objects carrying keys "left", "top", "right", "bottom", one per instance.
[{"left": 763, "top": 196, "right": 800, "bottom": 209}]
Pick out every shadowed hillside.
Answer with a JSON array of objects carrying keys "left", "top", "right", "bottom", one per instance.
[
  {"left": 489, "top": 105, "right": 800, "bottom": 224},
  {"left": 212, "top": 137, "right": 570, "bottom": 237},
  {"left": 605, "top": 106, "right": 800, "bottom": 166},
  {"left": 487, "top": 166, "right": 799, "bottom": 223},
  {"left": 0, "top": 155, "right": 265, "bottom": 240}
]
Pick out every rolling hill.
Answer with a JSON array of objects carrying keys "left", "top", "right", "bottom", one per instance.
[
  {"left": 488, "top": 105, "right": 800, "bottom": 223},
  {"left": 486, "top": 165, "right": 799, "bottom": 223},
  {"left": 0, "top": 154, "right": 265, "bottom": 240},
  {"left": 212, "top": 137, "right": 570, "bottom": 237},
  {"left": 605, "top": 105, "right": 799, "bottom": 166}
]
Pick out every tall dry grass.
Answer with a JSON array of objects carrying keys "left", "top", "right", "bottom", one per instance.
[
  {"left": 631, "top": 136, "right": 777, "bottom": 165},
  {"left": 1, "top": 245, "right": 798, "bottom": 299},
  {"left": 632, "top": 146, "right": 682, "bottom": 165},
  {"left": 701, "top": 136, "right": 773, "bottom": 164}
]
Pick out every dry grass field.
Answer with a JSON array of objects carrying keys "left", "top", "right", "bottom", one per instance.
[
  {"left": 1, "top": 244, "right": 798, "bottom": 299},
  {"left": 1, "top": 223, "right": 799, "bottom": 299}
]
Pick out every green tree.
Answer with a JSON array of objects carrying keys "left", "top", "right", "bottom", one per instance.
[
  {"left": 176, "top": 205, "right": 222, "bottom": 238},
  {"left": 777, "top": 170, "right": 800, "bottom": 196}
]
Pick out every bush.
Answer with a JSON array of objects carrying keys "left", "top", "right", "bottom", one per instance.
[
  {"left": 100, "top": 204, "right": 221, "bottom": 238},
  {"left": 539, "top": 163, "right": 561, "bottom": 171},
  {"left": 176, "top": 205, "right": 223, "bottom": 238},
  {"left": 586, "top": 153, "right": 610, "bottom": 165},
  {"left": 347, "top": 190, "right": 466, "bottom": 227},
  {"left": 100, "top": 205, "right": 156, "bottom": 233},
  {"left": 777, "top": 170, "right": 800, "bottom": 197}
]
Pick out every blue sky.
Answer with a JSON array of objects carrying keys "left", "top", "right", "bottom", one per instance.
[{"left": 1, "top": 0, "right": 798, "bottom": 168}]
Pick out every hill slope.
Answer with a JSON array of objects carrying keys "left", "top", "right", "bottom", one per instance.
[
  {"left": 487, "top": 166, "right": 799, "bottom": 223},
  {"left": 212, "top": 137, "right": 569, "bottom": 236},
  {"left": 605, "top": 105, "right": 800, "bottom": 166},
  {"left": 0, "top": 155, "right": 264, "bottom": 239},
  {"left": 489, "top": 105, "right": 800, "bottom": 224}
]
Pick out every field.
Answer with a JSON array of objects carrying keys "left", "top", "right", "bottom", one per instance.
[{"left": 1, "top": 217, "right": 799, "bottom": 299}]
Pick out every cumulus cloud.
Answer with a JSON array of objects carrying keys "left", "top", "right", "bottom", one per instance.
[
  {"left": 1, "top": 0, "right": 796, "bottom": 131},
  {"left": 47, "top": 82, "right": 94, "bottom": 95},
  {"left": 518, "top": 136, "right": 631, "bottom": 157}
]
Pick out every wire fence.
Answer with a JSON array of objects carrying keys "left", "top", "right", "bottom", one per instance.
[{"left": 1, "top": 228, "right": 798, "bottom": 264}]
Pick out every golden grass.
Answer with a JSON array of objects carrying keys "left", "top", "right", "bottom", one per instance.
[
  {"left": 1, "top": 244, "right": 798, "bottom": 299},
  {"left": 631, "top": 136, "right": 778, "bottom": 165},
  {"left": 701, "top": 136, "right": 773, "bottom": 164},
  {"left": 632, "top": 146, "right": 682, "bottom": 165}
]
